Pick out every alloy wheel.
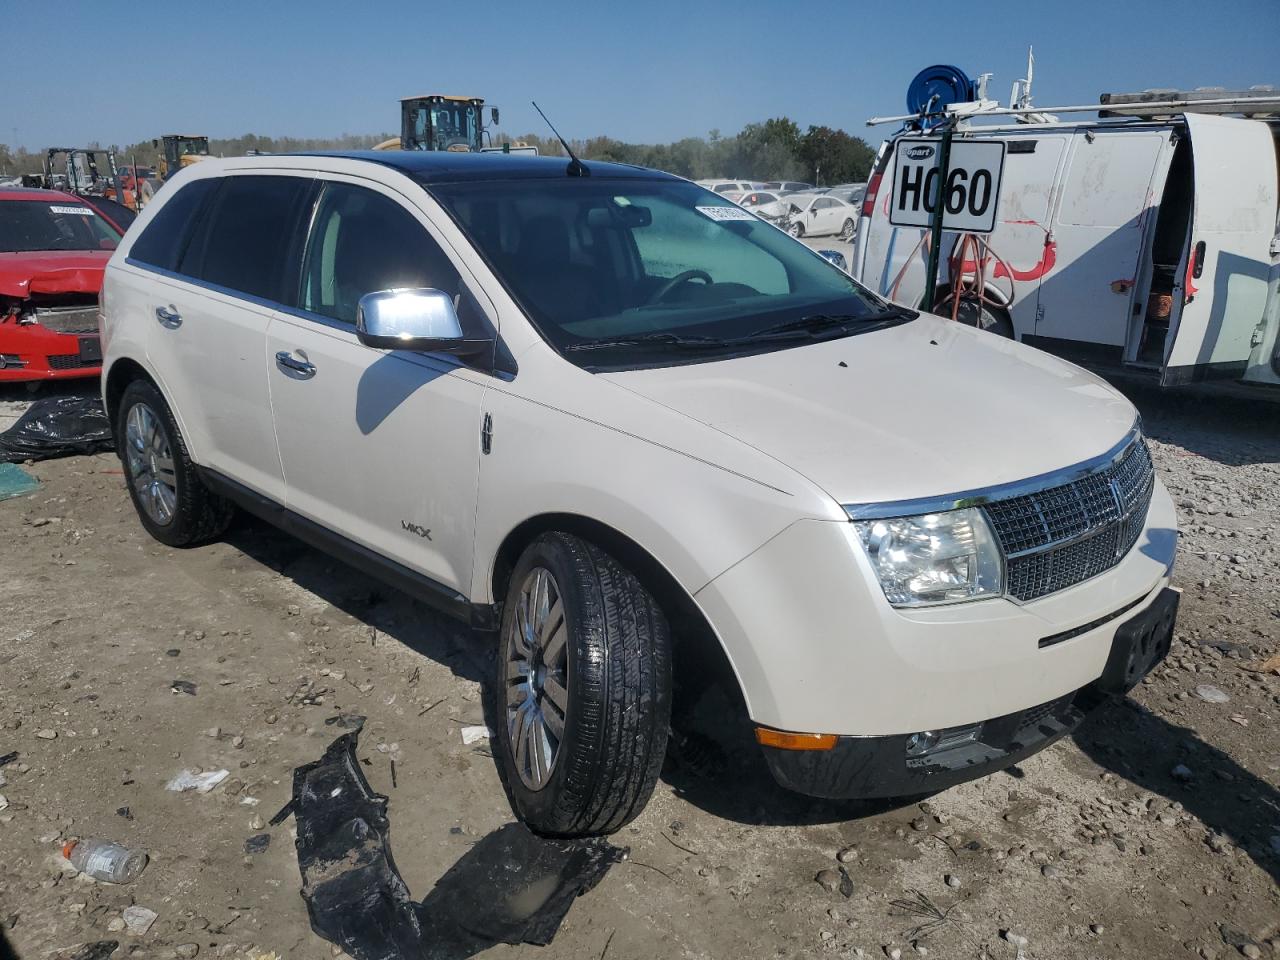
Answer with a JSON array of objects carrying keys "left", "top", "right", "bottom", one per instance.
[
  {"left": 124, "top": 402, "right": 177, "bottom": 525},
  {"left": 504, "top": 566, "right": 570, "bottom": 790}
]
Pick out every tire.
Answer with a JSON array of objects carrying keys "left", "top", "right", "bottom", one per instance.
[
  {"left": 839, "top": 219, "right": 855, "bottom": 241},
  {"left": 940, "top": 295, "right": 1015, "bottom": 339},
  {"left": 495, "top": 532, "right": 672, "bottom": 836},
  {"left": 788, "top": 222, "right": 804, "bottom": 238},
  {"left": 116, "top": 379, "right": 233, "bottom": 547}
]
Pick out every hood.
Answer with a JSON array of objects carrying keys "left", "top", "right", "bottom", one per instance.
[
  {"left": 0, "top": 250, "right": 111, "bottom": 299},
  {"left": 602, "top": 314, "right": 1137, "bottom": 506}
]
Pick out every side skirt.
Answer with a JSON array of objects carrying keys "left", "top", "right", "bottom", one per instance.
[{"left": 197, "top": 467, "right": 499, "bottom": 631}]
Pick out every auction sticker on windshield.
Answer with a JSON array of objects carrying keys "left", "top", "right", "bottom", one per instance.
[
  {"left": 889, "top": 138, "right": 1005, "bottom": 233},
  {"left": 697, "top": 205, "right": 756, "bottom": 222},
  {"left": 49, "top": 205, "right": 95, "bottom": 216}
]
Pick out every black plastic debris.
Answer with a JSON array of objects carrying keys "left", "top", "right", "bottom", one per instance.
[
  {"left": 278, "top": 722, "right": 624, "bottom": 960},
  {"left": 244, "top": 833, "right": 271, "bottom": 855},
  {"left": 170, "top": 680, "right": 197, "bottom": 696},
  {"left": 0, "top": 396, "right": 114, "bottom": 464},
  {"left": 0, "top": 752, "right": 17, "bottom": 768}
]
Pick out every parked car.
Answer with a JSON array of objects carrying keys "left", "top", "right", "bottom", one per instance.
[
  {"left": 824, "top": 182, "right": 866, "bottom": 205},
  {"left": 737, "top": 190, "right": 791, "bottom": 220},
  {"left": 0, "top": 187, "right": 121, "bottom": 382},
  {"left": 696, "top": 179, "right": 767, "bottom": 201},
  {"left": 763, "top": 180, "right": 813, "bottom": 193},
  {"left": 102, "top": 152, "right": 1178, "bottom": 836},
  {"left": 785, "top": 194, "right": 859, "bottom": 239}
]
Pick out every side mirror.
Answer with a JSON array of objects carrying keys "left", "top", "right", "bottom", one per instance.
[
  {"left": 490, "top": 106, "right": 500, "bottom": 126},
  {"left": 817, "top": 250, "right": 849, "bottom": 272},
  {"left": 355, "top": 289, "right": 491, "bottom": 357}
]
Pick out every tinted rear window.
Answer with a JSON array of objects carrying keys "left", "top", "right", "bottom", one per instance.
[
  {"left": 129, "top": 178, "right": 217, "bottom": 270},
  {"left": 181, "top": 175, "right": 312, "bottom": 301}
]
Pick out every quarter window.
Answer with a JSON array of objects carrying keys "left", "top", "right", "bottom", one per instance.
[
  {"left": 299, "top": 182, "right": 463, "bottom": 327},
  {"left": 180, "top": 175, "right": 312, "bottom": 301}
]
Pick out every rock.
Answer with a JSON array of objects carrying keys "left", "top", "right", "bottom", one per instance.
[
  {"left": 1002, "top": 931, "right": 1028, "bottom": 948},
  {"left": 123, "top": 905, "right": 158, "bottom": 935},
  {"left": 35, "top": 729, "right": 57, "bottom": 740},
  {"left": 885, "top": 949, "right": 902, "bottom": 960},
  {"left": 815, "top": 869, "right": 842, "bottom": 893},
  {"left": 1041, "top": 864, "right": 1060, "bottom": 879},
  {"left": 1194, "top": 684, "right": 1230, "bottom": 703},
  {"left": 836, "top": 845, "right": 858, "bottom": 864},
  {"left": 1240, "top": 947, "right": 1261, "bottom": 960},
  {"left": 249, "top": 813, "right": 265, "bottom": 831},
  {"left": 1171, "top": 764, "right": 1194, "bottom": 781},
  {"left": 175, "top": 943, "right": 200, "bottom": 959},
  {"left": 945, "top": 874, "right": 961, "bottom": 888},
  {"left": 1090, "top": 923, "right": 1105, "bottom": 934},
  {"left": 232, "top": 735, "right": 245, "bottom": 749},
  {"left": 107, "top": 917, "right": 127, "bottom": 932},
  {"left": 67, "top": 902, "right": 86, "bottom": 914},
  {"left": 204, "top": 727, "right": 221, "bottom": 739},
  {"left": 909, "top": 817, "right": 929, "bottom": 832}
]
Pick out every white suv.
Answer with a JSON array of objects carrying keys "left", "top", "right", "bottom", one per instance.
[{"left": 101, "top": 153, "right": 1179, "bottom": 835}]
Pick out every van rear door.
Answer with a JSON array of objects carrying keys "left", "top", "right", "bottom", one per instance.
[{"left": 1162, "top": 114, "right": 1278, "bottom": 385}]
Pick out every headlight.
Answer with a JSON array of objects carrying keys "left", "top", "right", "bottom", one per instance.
[{"left": 852, "top": 507, "right": 1003, "bottom": 607}]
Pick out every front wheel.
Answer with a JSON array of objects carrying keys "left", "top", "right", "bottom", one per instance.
[
  {"left": 496, "top": 532, "right": 672, "bottom": 836},
  {"left": 116, "top": 379, "right": 233, "bottom": 547},
  {"left": 788, "top": 221, "right": 804, "bottom": 238},
  {"left": 839, "top": 218, "right": 855, "bottom": 241}
]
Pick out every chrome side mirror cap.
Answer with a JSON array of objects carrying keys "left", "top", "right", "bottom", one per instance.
[
  {"left": 355, "top": 288, "right": 491, "bottom": 357},
  {"left": 817, "top": 249, "right": 849, "bottom": 272}
]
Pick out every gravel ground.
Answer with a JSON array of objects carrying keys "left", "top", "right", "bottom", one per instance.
[{"left": 0, "top": 374, "right": 1277, "bottom": 960}]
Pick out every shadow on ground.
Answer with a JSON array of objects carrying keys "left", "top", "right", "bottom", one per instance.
[
  {"left": 1072, "top": 696, "right": 1280, "bottom": 886},
  {"left": 1119, "top": 382, "right": 1280, "bottom": 467},
  {"left": 221, "top": 513, "right": 489, "bottom": 685}
]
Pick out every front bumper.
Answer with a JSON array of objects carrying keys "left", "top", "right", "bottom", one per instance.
[
  {"left": 762, "top": 587, "right": 1178, "bottom": 798},
  {"left": 0, "top": 324, "right": 102, "bottom": 382}
]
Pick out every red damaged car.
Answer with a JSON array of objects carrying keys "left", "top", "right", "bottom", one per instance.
[{"left": 1, "top": 187, "right": 122, "bottom": 382}]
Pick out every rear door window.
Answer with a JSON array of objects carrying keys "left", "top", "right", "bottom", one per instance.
[
  {"left": 128, "top": 177, "right": 218, "bottom": 271},
  {"left": 299, "top": 181, "right": 481, "bottom": 329},
  {"left": 180, "top": 175, "right": 313, "bottom": 302}
]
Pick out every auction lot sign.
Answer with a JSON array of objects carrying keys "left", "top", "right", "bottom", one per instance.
[{"left": 889, "top": 138, "right": 1006, "bottom": 233}]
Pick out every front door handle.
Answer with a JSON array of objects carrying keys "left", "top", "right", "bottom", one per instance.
[
  {"left": 275, "top": 351, "right": 316, "bottom": 378},
  {"left": 155, "top": 305, "right": 181, "bottom": 328}
]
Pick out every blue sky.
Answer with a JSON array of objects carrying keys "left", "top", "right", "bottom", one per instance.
[{"left": 5, "top": 0, "right": 1278, "bottom": 150}]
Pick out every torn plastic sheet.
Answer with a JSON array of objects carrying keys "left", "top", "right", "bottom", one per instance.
[
  {"left": 276, "top": 720, "right": 625, "bottom": 959},
  {"left": 0, "top": 397, "right": 114, "bottom": 464},
  {"left": 0, "top": 463, "right": 39, "bottom": 501}
]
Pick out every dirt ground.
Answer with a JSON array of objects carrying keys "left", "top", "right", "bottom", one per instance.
[{"left": 1, "top": 375, "right": 1277, "bottom": 960}]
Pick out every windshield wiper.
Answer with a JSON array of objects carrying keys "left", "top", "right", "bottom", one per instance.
[
  {"left": 742, "top": 308, "right": 917, "bottom": 342},
  {"left": 565, "top": 332, "right": 731, "bottom": 353}
]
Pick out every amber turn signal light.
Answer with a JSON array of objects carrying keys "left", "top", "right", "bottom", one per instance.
[{"left": 755, "top": 727, "right": 839, "bottom": 751}]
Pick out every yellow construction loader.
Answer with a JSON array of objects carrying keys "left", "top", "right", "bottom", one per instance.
[{"left": 154, "top": 135, "right": 210, "bottom": 180}]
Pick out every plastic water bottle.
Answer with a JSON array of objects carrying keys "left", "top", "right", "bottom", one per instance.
[{"left": 62, "top": 838, "right": 148, "bottom": 883}]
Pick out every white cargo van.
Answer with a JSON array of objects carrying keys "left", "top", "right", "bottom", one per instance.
[{"left": 853, "top": 93, "right": 1280, "bottom": 391}]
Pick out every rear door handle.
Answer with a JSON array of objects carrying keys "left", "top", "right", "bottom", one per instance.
[
  {"left": 155, "top": 305, "right": 181, "bottom": 328},
  {"left": 275, "top": 351, "right": 316, "bottom": 378}
]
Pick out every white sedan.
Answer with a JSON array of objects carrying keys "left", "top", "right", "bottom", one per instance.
[{"left": 785, "top": 194, "right": 858, "bottom": 240}]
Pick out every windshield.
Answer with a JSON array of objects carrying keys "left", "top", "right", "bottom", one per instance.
[
  {"left": 0, "top": 199, "right": 120, "bottom": 253},
  {"left": 176, "top": 138, "right": 209, "bottom": 157},
  {"left": 429, "top": 178, "right": 896, "bottom": 369},
  {"left": 430, "top": 102, "right": 480, "bottom": 151}
]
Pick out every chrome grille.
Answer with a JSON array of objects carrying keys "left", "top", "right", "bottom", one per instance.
[{"left": 983, "top": 437, "right": 1155, "bottom": 602}]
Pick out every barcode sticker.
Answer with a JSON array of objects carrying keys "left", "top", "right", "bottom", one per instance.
[
  {"left": 696, "top": 205, "right": 755, "bottom": 222},
  {"left": 49, "top": 205, "right": 94, "bottom": 216}
]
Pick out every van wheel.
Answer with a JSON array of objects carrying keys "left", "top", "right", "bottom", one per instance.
[
  {"left": 944, "top": 296, "right": 1014, "bottom": 338},
  {"left": 116, "top": 379, "right": 233, "bottom": 547},
  {"left": 496, "top": 532, "right": 672, "bottom": 836},
  {"left": 839, "top": 219, "right": 855, "bottom": 240},
  {"left": 788, "top": 222, "right": 804, "bottom": 238}
]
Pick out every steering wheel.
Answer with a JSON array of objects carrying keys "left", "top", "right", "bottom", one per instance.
[{"left": 647, "top": 269, "right": 712, "bottom": 305}]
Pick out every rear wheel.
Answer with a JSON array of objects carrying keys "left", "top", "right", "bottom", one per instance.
[
  {"left": 935, "top": 294, "right": 1014, "bottom": 339},
  {"left": 116, "top": 379, "right": 233, "bottom": 547},
  {"left": 496, "top": 532, "right": 672, "bottom": 836}
]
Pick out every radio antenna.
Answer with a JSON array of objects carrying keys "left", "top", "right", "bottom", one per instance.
[{"left": 531, "top": 101, "right": 589, "bottom": 177}]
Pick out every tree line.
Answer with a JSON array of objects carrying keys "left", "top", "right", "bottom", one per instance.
[{"left": 1, "top": 118, "right": 876, "bottom": 185}]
